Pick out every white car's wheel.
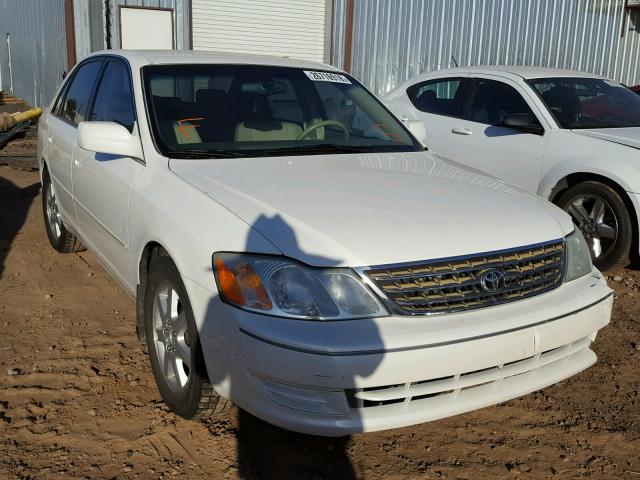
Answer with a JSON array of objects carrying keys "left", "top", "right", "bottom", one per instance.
[
  {"left": 557, "top": 181, "right": 632, "bottom": 270},
  {"left": 42, "top": 168, "right": 84, "bottom": 253},
  {"left": 144, "top": 254, "right": 231, "bottom": 419}
]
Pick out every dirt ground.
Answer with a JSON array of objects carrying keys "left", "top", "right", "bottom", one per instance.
[{"left": 0, "top": 164, "right": 639, "bottom": 480}]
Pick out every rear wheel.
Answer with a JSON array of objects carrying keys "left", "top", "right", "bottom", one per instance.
[
  {"left": 557, "top": 181, "right": 632, "bottom": 270},
  {"left": 42, "top": 168, "right": 83, "bottom": 253},
  {"left": 144, "top": 255, "right": 231, "bottom": 419}
]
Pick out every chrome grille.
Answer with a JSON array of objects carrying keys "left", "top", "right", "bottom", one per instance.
[{"left": 365, "top": 240, "right": 565, "bottom": 315}]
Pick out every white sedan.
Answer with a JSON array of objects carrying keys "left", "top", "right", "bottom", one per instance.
[
  {"left": 38, "top": 51, "right": 611, "bottom": 436},
  {"left": 385, "top": 66, "right": 640, "bottom": 270}
]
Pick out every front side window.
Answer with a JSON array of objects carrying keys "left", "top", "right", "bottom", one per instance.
[
  {"left": 143, "top": 64, "right": 421, "bottom": 158},
  {"left": 407, "top": 77, "right": 464, "bottom": 117},
  {"left": 529, "top": 77, "right": 640, "bottom": 129},
  {"left": 91, "top": 61, "right": 135, "bottom": 131},
  {"left": 465, "top": 78, "right": 541, "bottom": 127},
  {"left": 57, "top": 61, "right": 103, "bottom": 125}
]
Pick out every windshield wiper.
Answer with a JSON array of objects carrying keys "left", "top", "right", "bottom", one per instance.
[
  {"left": 252, "top": 144, "right": 379, "bottom": 156},
  {"left": 167, "top": 149, "right": 249, "bottom": 159}
]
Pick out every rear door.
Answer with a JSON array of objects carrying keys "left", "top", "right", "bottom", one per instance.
[
  {"left": 443, "top": 75, "right": 550, "bottom": 192},
  {"left": 392, "top": 76, "right": 468, "bottom": 153},
  {"left": 46, "top": 59, "right": 104, "bottom": 229},
  {"left": 72, "top": 58, "right": 144, "bottom": 291}
]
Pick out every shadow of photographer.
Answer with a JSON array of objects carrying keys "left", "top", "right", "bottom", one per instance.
[{"left": 204, "top": 213, "right": 385, "bottom": 479}]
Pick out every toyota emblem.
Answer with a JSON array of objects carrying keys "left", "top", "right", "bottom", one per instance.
[{"left": 479, "top": 268, "right": 506, "bottom": 292}]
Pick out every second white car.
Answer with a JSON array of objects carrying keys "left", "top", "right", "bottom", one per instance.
[{"left": 385, "top": 66, "right": 640, "bottom": 270}]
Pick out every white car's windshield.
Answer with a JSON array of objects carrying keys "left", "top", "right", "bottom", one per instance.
[
  {"left": 143, "top": 64, "right": 421, "bottom": 158},
  {"left": 529, "top": 77, "right": 640, "bottom": 129}
]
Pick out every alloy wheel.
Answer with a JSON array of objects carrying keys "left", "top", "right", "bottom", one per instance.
[
  {"left": 46, "top": 180, "right": 62, "bottom": 240},
  {"left": 564, "top": 194, "right": 618, "bottom": 260},
  {"left": 152, "top": 283, "right": 191, "bottom": 393}
]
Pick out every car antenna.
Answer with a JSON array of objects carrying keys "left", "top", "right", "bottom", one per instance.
[{"left": 451, "top": 56, "right": 459, "bottom": 68}]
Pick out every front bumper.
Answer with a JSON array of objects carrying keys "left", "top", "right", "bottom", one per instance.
[{"left": 190, "top": 270, "right": 612, "bottom": 437}]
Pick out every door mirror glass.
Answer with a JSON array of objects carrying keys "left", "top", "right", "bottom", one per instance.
[
  {"left": 406, "top": 120, "right": 427, "bottom": 143},
  {"left": 502, "top": 114, "right": 544, "bottom": 135},
  {"left": 78, "top": 121, "right": 143, "bottom": 160}
]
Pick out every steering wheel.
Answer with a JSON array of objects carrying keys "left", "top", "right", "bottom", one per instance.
[{"left": 296, "top": 120, "right": 349, "bottom": 140}]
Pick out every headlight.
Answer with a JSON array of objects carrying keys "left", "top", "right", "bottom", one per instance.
[
  {"left": 213, "top": 253, "right": 388, "bottom": 320},
  {"left": 564, "top": 229, "right": 593, "bottom": 282}
]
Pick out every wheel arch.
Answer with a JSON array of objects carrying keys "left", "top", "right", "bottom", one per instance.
[
  {"left": 548, "top": 172, "right": 639, "bottom": 264},
  {"left": 135, "top": 240, "right": 172, "bottom": 340}
]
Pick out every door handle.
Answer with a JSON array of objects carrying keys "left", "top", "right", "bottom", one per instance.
[
  {"left": 73, "top": 157, "right": 81, "bottom": 167},
  {"left": 451, "top": 127, "right": 472, "bottom": 136},
  {"left": 47, "top": 136, "right": 53, "bottom": 143}
]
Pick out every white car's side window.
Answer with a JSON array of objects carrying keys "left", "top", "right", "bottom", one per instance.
[
  {"left": 407, "top": 77, "right": 465, "bottom": 118},
  {"left": 90, "top": 61, "right": 136, "bottom": 132},
  {"left": 465, "top": 78, "right": 541, "bottom": 128},
  {"left": 55, "top": 61, "right": 103, "bottom": 126}
]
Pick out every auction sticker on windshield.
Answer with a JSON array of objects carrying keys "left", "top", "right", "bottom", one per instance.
[{"left": 304, "top": 70, "right": 352, "bottom": 84}]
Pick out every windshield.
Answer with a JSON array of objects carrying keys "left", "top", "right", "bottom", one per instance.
[
  {"left": 529, "top": 77, "right": 640, "bottom": 129},
  {"left": 143, "top": 64, "right": 421, "bottom": 158}
]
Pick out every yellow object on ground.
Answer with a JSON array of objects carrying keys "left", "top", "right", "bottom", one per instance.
[
  {"left": 11, "top": 107, "right": 43, "bottom": 124},
  {"left": 0, "top": 107, "right": 42, "bottom": 132}
]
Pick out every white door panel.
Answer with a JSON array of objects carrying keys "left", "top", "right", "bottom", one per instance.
[
  {"left": 72, "top": 59, "right": 142, "bottom": 291},
  {"left": 443, "top": 120, "right": 548, "bottom": 192},
  {"left": 443, "top": 75, "right": 549, "bottom": 193},
  {"left": 46, "top": 116, "right": 79, "bottom": 230},
  {"left": 73, "top": 151, "right": 143, "bottom": 291}
]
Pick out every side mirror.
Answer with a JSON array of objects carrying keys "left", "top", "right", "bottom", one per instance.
[
  {"left": 502, "top": 114, "right": 544, "bottom": 135},
  {"left": 406, "top": 120, "right": 427, "bottom": 143},
  {"left": 78, "top": 121, "right": 143, "bottom": 160}
]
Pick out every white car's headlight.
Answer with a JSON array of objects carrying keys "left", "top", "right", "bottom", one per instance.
[
  {"left": 564, "top": 229, "right": 593, "bottom": 282},
  {"left": 213, "top": 253, "right": 388, "bottom": 320}
]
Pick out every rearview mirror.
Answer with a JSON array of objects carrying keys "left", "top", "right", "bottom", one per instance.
[
  {"left": 406, "top": 120, "right": 427, "bottom": 143},
  {"left": 502, "top": 114, "right": 544, "bottom": 135},
  {"left": 78, "top": 121, "right": 143, "bottom": 160}
]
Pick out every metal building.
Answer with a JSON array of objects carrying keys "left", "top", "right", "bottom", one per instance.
[
  {"left": 332, "top": 0, "right": 640, "bottom": 97},
  {"left": 1, "top": 0, "right": 640, "bottom": 106}
]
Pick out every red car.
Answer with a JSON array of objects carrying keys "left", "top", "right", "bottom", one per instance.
[{"left": 630, "top": 85, "right": 640, "bottom": 94}]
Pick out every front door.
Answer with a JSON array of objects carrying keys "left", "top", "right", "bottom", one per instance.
[
  {"left": 72, "top": 59, "right": 143, "bottom": 292},
  {"left": 442, "top": 75, "right": 550, "bottom": 193},
  {"left": 47, "top": 59, "right": 104, "bottom": 230}
]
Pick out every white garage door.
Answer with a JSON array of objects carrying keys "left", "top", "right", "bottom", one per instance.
[{"left": 191, "top": 0, "right": 328, "bottom": 63}]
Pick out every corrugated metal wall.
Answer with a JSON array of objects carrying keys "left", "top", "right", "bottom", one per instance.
[
  {"left": 0, "top": 0, "right": 68, "bottom": 107},
  {"left": 333, "top": 0, "right": 640, "bottom": 97}
]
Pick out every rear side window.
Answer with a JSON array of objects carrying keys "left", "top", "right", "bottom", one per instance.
[
  {"left": 407, "top": 77, "right": 465, "bottom": 117},
  {"left": 90, "top": 61, "right": 136, "bottom": 131},
  {"left": 465, "top": 78, "right": 540, "bottom": 127},
  {"left": 57, "top": 61, "right": 103, "bottom": 125}
]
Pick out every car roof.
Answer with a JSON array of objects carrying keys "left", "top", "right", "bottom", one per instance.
[
  {"left": 414, "top": 65, "right": 608, "bottom": 81},
  {"left": 86, "top": 49, "right": 343, "bottom": 73}
]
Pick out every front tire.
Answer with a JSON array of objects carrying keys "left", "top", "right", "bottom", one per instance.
[
  {"left": 144, "top": 254, "right": 230, "bottom": 419},
  {"left": 42, "top": 168, "right": 83, "bottom": 253},
  {"left": 557, "top": 181, "right": 632, "bottom": 270}
]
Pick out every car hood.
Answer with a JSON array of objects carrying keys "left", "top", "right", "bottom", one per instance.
[
  {"left": 169, "top": 152, "right": 573, "bottom": 267},
  {"left": 573, "top": 127, "right": 640, "bottom": 150}
]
